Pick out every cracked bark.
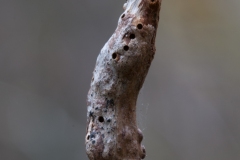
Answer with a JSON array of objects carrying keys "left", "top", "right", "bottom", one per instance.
[{"left": 85, "top": 0, "right": 162, "bottom": 159}]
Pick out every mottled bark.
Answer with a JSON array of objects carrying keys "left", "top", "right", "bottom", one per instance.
[{"left": 85, "top": 0, "right": 162, "bottom": 159}]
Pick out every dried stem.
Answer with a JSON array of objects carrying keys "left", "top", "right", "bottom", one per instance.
[{"left": 86, "top": 0, "right": 162, "bottom": 159}]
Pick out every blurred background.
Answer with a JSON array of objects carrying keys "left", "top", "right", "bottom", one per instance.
[{"left": 0, "top": 0, "right": 240, "bottom": 159}]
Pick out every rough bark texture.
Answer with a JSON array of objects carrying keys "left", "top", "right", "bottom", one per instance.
[{"left": 86, "top": 0, "right": 162, "bottom": 159}]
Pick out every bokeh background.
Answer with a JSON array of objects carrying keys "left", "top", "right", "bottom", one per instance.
[{"left": 1, "top": 0, "right": 240, "bottom": 159}]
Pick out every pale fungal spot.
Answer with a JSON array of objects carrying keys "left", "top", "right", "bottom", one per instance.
[{"left": 123, "top": 2, "right": 127, "bottom": 10}]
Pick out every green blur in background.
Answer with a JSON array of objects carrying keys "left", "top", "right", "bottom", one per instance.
[{"left": 0, "top": 0, "right": 240, "bottom": 160}]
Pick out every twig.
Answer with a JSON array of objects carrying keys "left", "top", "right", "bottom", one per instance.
[{"left": 86, "top": 0, "right": 162, "bottom": 159}]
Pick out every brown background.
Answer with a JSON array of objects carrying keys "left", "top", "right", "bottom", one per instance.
[{"left": 0, "top": 0, "right": 240, "bottom": 159}]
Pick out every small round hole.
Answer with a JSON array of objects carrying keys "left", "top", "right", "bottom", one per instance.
[
  {"left": 130, "top": 34, "right": 135, "bottom": 39},
  {"left": 98, "top": 116, "right": 104, "bottom": 122},
  {"left": 151, "top": 0, "right": 155, "bottom": 2},
  {"left": 124, "top": 45, "right": 129, "bottom": 51},
  {"left": 121, "top": 14, "right": 125, "bottom": 18},
  {"left": 87, "top": 135, "right": 90, "bottom": 140},
  {"left": 112, "top": 53, "right": 117, "bottom": 59},
  {"left": 137, "top": 24, "right": 143, "bottom": 29}
]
